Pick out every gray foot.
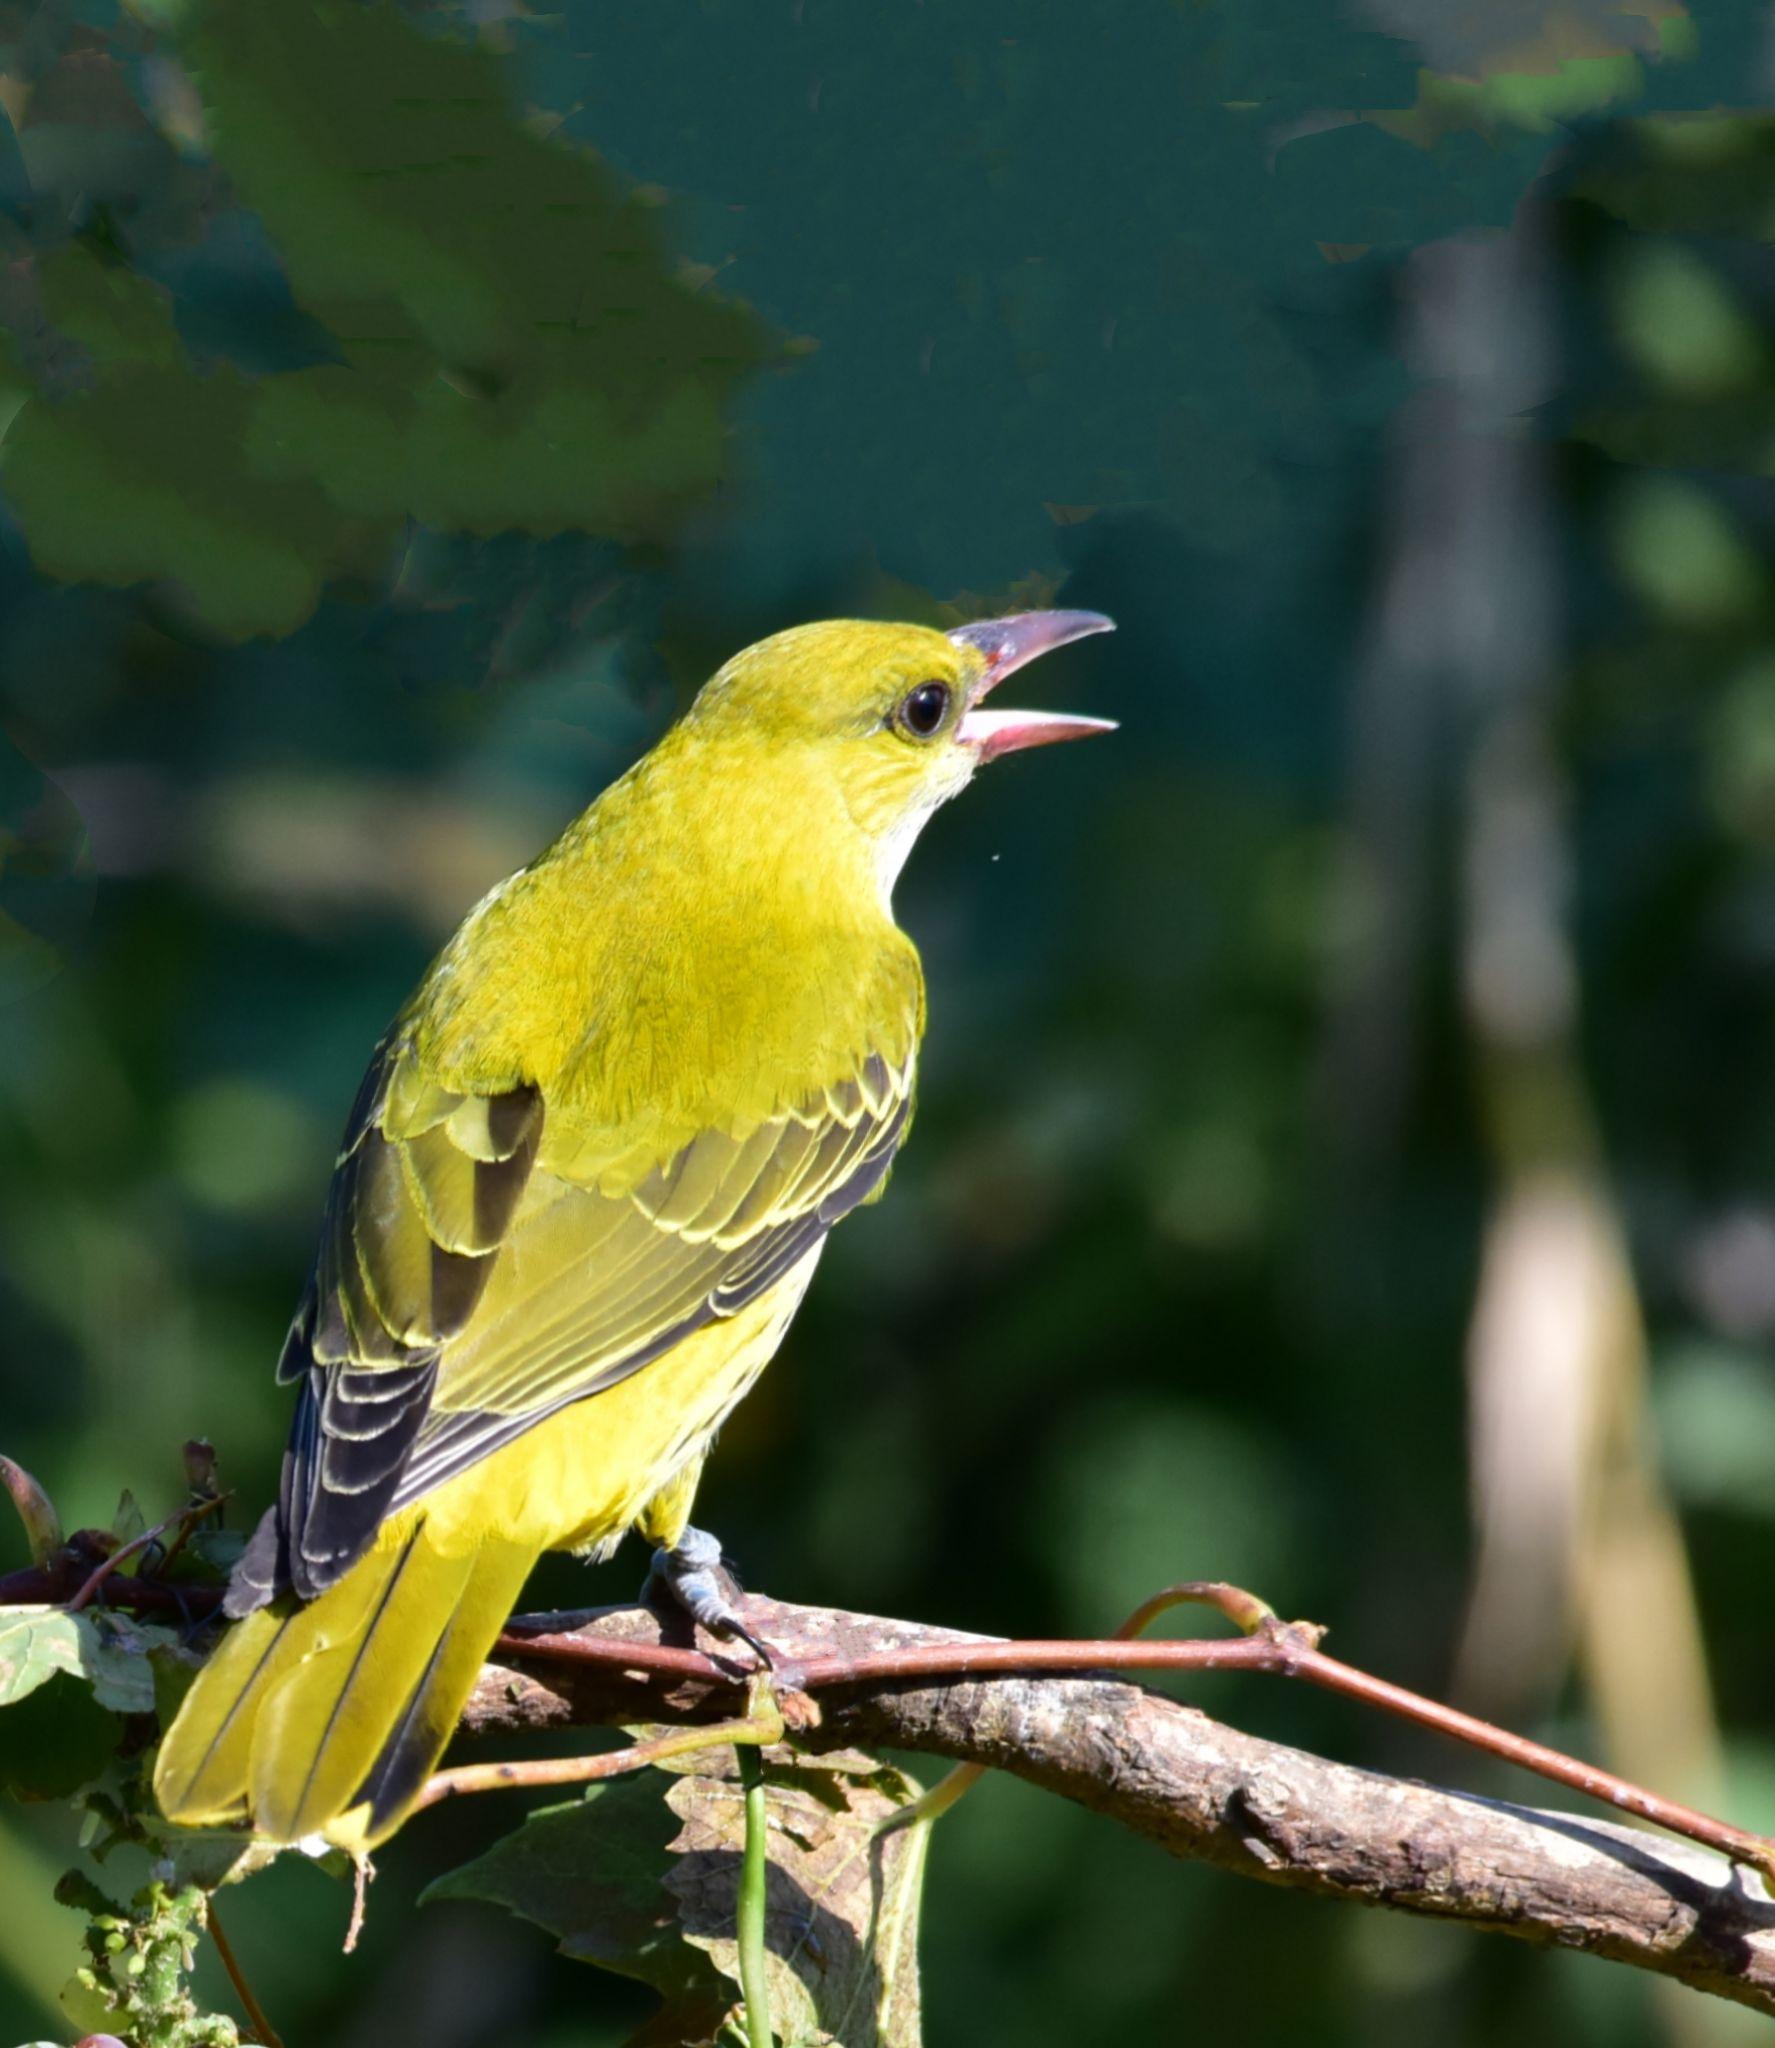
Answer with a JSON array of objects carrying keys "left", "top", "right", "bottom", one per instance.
[{"left": 645, "top": 1526, "right": 776, "bottom": 1666}]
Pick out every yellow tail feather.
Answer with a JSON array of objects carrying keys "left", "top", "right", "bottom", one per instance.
[{"left": 154, "top": 1512, "right": 536, "bottom": 1851}]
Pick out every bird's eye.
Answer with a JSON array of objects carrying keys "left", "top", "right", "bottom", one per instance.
[{"left": 895, "top": 680, "right": 952, "bottom": 740}]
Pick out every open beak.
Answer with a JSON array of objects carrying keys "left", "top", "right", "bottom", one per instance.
[{"left": 947, "top": 609, "right": 1117, "bottom": 762}]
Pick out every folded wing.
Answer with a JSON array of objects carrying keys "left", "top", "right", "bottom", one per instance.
[{"left": 230, "top": 1035, "right": 912, "bottom": 1612}]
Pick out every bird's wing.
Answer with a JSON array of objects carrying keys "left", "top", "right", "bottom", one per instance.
[{"left": 236, "top": 1032, "right": 912, "bottom": 1607}]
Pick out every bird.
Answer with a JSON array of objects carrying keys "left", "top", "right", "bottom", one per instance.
[{"left": 153, "top": 608, "right": 1114, "bottom": 1853}]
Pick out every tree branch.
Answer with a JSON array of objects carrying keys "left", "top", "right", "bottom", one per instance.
[
  {"left": 10, "top": 1536, "right": 1772, "bottom": 2017},
  {"left": 463, "top": 1594, "right": 1775, "bottom": 2020}
]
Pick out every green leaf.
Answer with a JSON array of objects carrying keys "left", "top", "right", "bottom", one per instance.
[
  {"left": 57, "top": 1965, "right": 117, "bottom": 2040},
  {"left": 665, "top": 1750, "right": 930, "bottom": 2048},
  {"left": 0, "top": 1607, "right": 93, "bottom": 1704},
  {"left": 0, "top": 1605, "right": 181, "bottom": 1714},
  {"left": 110, "top": 1490, "right": 146, "bottom": 1547},
  {"left": 429, "top": 1744, "right": 929, "bottom": 2045},
  {"left": 168, "top": 1527, "right": 246, "bottom": 1584},
  {"left": 425, "top": 1770, "right": 723, "bottom": 2004},
  {"left": 0, "top": 1674, "right": 122, "bottom": 1799},
  {"left": 79, "top": 1612, "right": 183, "bottom": 1716}
]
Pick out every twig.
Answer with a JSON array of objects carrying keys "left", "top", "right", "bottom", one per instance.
[
  {"left": 65, "top": 1496, "right": 227, "bottom": 1613},
  {"left": 343, "top": 1853, "right": 374, "bottom": 1956},
  {"left": 206, "top": 1898, "right": 284, "bottom": 2048},
  {"left": 0, "top": 1560, "right": 224, "bottom": 1613},
  {"left": 415, "top": 1670, "right": 785, "bottom": 1814},
  {"left": 155, "top": 1489, "right": 227, "bottom": 1576}
]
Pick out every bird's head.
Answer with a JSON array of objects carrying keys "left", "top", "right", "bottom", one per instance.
[{"left": 682, "top": 610, "right": 1115, "bottom": 898}]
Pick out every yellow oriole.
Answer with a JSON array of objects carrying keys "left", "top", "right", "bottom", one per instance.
[{"left": 154, "top": 610, "right": 1114, "bottom": 1850}]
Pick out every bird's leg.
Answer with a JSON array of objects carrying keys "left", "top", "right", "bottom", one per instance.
[
  {"left": 637, "top": 1461, "right": 780, "bottom": 1666},
  {"left": 644, "top": 1525, "right": 779, "bottom": 1669}
]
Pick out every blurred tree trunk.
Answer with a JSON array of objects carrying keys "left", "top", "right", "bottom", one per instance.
[{"left": 1335, "top": 209, "right": 1724, "bottom": 2043}]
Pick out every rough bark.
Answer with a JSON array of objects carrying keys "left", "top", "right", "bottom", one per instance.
[{"left": 461, "top": 1595, "right": 1775, "bottom": 2020}]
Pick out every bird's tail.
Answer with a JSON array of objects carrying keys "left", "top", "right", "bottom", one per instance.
[{"left": 154, "top": 1512, "right": 535, "bottom": 1852}]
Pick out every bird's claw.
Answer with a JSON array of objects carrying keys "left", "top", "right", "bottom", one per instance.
[{"left": 646, "top": 1526, "right": 779, "bottom": 1670}]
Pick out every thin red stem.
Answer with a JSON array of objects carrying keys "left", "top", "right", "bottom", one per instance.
[
  {"left": 64, "top": 1496, "right": 226, "bottom": 1613},
  {"left": 0, "top": 1564, "right": 223, "bottom": 1614},
  {"left": 499, "top": 1622, "right": 1775, "bottom": 1883},
  {"left": 207, "top": 1899, "right": 283, "bottom": 2048},
  {"left": 495, "top": 1625, "right": 729, "bottom": 1678}
]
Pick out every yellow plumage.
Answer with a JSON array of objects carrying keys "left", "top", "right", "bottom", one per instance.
[
  {"left": 154, "top": 611, "right": 1112, "bottom": 1850},
  {"left": 155, "top": 1265, "right": 814, "bottom": 1851}
]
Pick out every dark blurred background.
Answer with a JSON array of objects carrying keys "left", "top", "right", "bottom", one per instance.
[{"left": 5, "top": 1, "right": 1775, "bottom": 2042}]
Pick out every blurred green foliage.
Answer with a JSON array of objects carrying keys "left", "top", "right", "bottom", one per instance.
[
  {"left": 6, "top": 1, "right": 1775, "bottom": 2044},
  {"left": 0, "top": 0, "right": 770, "bottom": 640}
]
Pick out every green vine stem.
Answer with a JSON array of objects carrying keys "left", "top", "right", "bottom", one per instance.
[{"left": 734, "top": 1739, "right": 775, "bottom": 2048}]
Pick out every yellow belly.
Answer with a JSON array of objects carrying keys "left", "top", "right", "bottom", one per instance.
[{"left": 388, "top": 1241, "right": 821, "bottom": 1564}]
